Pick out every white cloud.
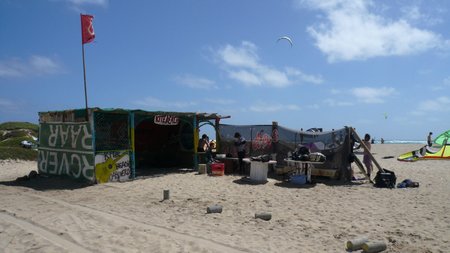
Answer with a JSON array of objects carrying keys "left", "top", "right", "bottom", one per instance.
[
  {"left": 285, "top": 67, "right": 323, "bottom": 84},
  {"left": 0, "top": 98, "right": 14, "bottom": 108},
  {"left": 0, "top": 98, "right": 20, "bottom": 113},
  {"left": 431, "top": 76, "right": 450, "bottom": 91},
  {"left": 174, "top": 74, "right": 217, "bottom": 90},
  {"left": 133, "top": 96, "right": 197, "bottom": 109},
  {"left": 323, "top": 98, "right": 353, "bottom": 107},
  {"left": 444, "top": 77, "right": 450, "bottom": 86},
  {"left": 351, "top": 86, "right": 395, "bottom": 104},
  {"left": 329, "top": 88, "right": 341, "bottom": 94},
  {"left": 0, "top": 55, "right": 63, "bottom": 78},
  {"left": 401, "top": 4, "right": 444, "bottom": 26},
  {"left": 297, "top": 0, "right": 444, "bottom": 62},
  {"left": 260, "top": 67, "right": 291, "bottom": 87},
  {"left": 29, "top": 56, "right": 61, "bottom": 75},
  {"left": 417, "top": 96, "right": 450, "bottom": 112},
  {"left": 204, "top": 98, "right": 235, "bottom": 105},
  {"left": 218, "top": 41, "right": 260, "bottom": 69},
  {"left": 228, "top": 70, "right": 262, "bottom": 86},
  {"left": 65, "top": 0, "right": 108, "bottom": 12},
  {"left": 67, "top": 0, "right": 108, "bottom": 7},
  {"left": 249, "top": 102, "right": 301, "bottom": 112},
  {"left": 216, "top": 41, "right": 321, "bottom": 87}
]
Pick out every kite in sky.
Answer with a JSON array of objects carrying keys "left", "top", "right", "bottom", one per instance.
[{"left": 277, "top": 36, "right": 293, "bottom": 47}]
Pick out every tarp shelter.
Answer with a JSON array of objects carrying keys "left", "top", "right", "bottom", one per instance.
[
  {"left": 218, "top": 123, "right": 354, "bottom": 180},
  {"left": 37, "top": 108, "right": 229, "bottom": 183}
]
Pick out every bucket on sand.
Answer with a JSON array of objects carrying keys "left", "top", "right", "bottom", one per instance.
[{"left": 198, "top": 164, "right": 206, "bottom": 174}]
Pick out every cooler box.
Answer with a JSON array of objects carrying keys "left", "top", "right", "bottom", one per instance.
[{"left": 211, "top": 163, "right": 225, "bottom": 176}]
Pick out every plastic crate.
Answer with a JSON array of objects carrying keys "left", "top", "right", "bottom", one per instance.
[{"left": 290, "top": 174, "right": 307, "bottom": 185}]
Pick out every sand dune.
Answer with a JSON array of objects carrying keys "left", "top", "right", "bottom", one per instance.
[{"left": 1, "top": 144, "right": 449, "bottom": 252}]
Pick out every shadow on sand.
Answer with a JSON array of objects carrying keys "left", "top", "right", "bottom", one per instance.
[
  {"left": 0, "top": 174, "right": 92, "bottom": 191},
  {"left": 273, "top": 181, "right": 316, "bottom": 189},
  {"left": 232, "top": 176, "right": 269, "bottom": 185}
]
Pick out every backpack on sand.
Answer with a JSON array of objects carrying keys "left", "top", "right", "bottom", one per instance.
[{"left": 374, "top": 168, "right": 397, "bottom": 188}]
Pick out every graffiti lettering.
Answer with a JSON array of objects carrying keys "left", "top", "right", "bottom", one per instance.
[
  {"left": 95, "top": 151, "right": 130, "bottom": 183},
  {"left": 59, "top": 152, "right": 70, "bottom": 175},
  {"left": 70, "top": 125, "right": 82, "bottom": 148},
  {"left": 60, "top": 124, "right": 70, "bottom": 147},
  {"left": 70, "top": 154, "right": 82, "bottom": 178},
  {"left": 116, "top": 160, "right": 130, "bottom": 169},
  {"left": 48, "top": 151, "right": 58, "bottom": 174},
  {"left": 110, "top": 168, "right": 131, "bottom": 181},
  {"left": 80, "top": 125, "right": 92, "bottom": 149},
  {"left": 48, "top": 125, "right": 58, "bottom": 147},
  {"left": 41, "top": 123, "right": 92, "bottom": 150},
  {"left": 154, "top": 115, "right": 179, "bottom": 126},
  {"left": 38, "top": 150, "right": 94, "bottom": 181},
  {"left": 39, "top": 122, "right": 94, "bottom": 182},
  {"left": 252, "top": 130, "right": 272, "bottom": 151}
]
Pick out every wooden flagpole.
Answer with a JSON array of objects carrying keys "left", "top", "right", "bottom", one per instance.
[{"left": 82, "top": 42, "right": 89, "bottom": 122}]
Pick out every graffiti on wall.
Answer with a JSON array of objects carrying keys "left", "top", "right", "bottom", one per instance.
[
  {"left": 154, "top": 115, "right": 179, "bottom": 125},
  {"left": 252, "top": 129, "right": 272, "bottom": 151},
  {"left": 38, "top": 123, "right": 94, "bottom": 181},
  {"left": 95, "top": 151, "right": 131, "bottom": 183}
]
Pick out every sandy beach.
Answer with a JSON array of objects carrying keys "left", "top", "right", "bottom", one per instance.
[{"left": 1, "top": 144, "right": 449, "bottom": 252}]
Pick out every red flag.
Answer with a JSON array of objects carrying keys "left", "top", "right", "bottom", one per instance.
[{"left": 81, "top": 14, "right": 95, "bottom": 44}]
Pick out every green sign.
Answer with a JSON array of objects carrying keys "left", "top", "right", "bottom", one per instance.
[{"left": 38, "top": 122, "right": 94, "bottom": 181}]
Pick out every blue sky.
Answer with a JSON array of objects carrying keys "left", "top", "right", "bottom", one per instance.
[{"left": 1, "top": 0, "right": 450, "bottom": 141}]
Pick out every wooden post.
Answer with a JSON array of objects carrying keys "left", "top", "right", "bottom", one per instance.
[
  {"left": 215, "top": 117, "right": 220, "bottom": 153},
  {"left": 163, "top": 190, "right": 170, "bottom": 200},
  {"left": 130, "top": 112, "right": 136, "bottom": 179},
  {"left": 272, "top": 121, "right": 279, "bottom": 162},
  {"left": 193, "top": 116, "right": 199, "bottom": 171},
  {"left": 206, "top": 205, "right": 223, "bottom": 213}
]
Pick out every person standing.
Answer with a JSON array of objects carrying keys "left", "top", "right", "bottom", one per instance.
[
  {"left": 198, "top": 134, "right": 212, "bottom": 162},
  {"left": 427, "top": 132, "right": 433, "bottom": 147},
  {"left": 363, "top": 133, "right": 373, "bottom": 179},
  {"left": 198, "top": 134, "right": 210, "bottom": 152},
  {"left": 234, "top": 132, "right": 246, "bottom": 174}
]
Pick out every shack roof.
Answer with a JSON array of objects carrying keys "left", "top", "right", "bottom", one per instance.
[{"left": 38, "top": 107, "right": 230, "bottom": 123}]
